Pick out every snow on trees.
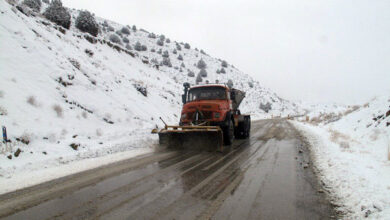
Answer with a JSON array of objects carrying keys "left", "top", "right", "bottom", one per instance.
[
  {"left": 109, "top": 34, "right": 121, "bottom": 44},
  {"left": 176, "top": 43, "right": 182, "bottom": 51},
  {"left": 162, "top": 50, "right": 169, "bottom": 58},
  {"left": 22, "top": 0, "right": 41, "bottom": 12},
  {"left": 199, "top": 69, "right": 207, "bottom": 77},
  {"left": 162, "top": 57, "right": 172, "bottom": 67},
  {"left": 196, "top": 72, "right": 203, "bottom": 84},
  {"left": 197, "top": 59, "right": 207, "bottom": 69},
  {"left": 260, "top": 102, "right": 272, "bottom": 113},
  {"left": 157, "top": 39, "right": 164, "bottom": 46},
  {"left": 121, "top": 27, "right": 130, "bottom": 35},
  {"left": 221, "top": 60, "right": 228, "bottom": 67},
  {"left": 43, "top": 0, "right": 71, "bottom": 29},
  {"left": 177, "top": 54, "right": 183, "bottom": 61},
  {"left": 75, "top": 10, "right": 99, "bottom": 37},
  {"left": 134, "top": 41, "right": 142, "bottom": 51}
]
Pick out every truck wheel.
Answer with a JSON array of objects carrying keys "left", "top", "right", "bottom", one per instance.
[
  {"left": 244, "top": 118, "right": 251, "bottom": 138},
  {"left": 223, "top": 119, "right": 234, "bottom": 145}
]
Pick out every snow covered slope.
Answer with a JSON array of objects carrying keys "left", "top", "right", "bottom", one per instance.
[
  {"left": 293, "top": 96, "right": 390, "bottom": 219},
  {"left": 0, "top": 0, "right": 300, "bottom": 182}
]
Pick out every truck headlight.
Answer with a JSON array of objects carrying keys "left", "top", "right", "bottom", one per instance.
[{"left": 214, "top": 112, "right": 220, "bottom": 118}]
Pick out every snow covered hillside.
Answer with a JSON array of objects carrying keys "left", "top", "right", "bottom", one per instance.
[
  {"left": 0, "top": 0, "right": 300, "bottom": 185},
  {"left": 293, "top": 96, "right": 390, "bottom": 219}
]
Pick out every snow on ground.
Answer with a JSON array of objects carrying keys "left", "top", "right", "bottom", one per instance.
[
  {"left": 0, "top": 0, "right": 301, "bottom": 192},
  {"left": 0, "top": 147, "right": 151, "bottom": 195},
  {"left": 292, "top": 95, "right": 390, "bottom": 219}
]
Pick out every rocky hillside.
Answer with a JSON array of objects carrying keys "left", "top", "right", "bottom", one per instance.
[{"left": 0, "top": 0, "right": 301, "bottom": 175}]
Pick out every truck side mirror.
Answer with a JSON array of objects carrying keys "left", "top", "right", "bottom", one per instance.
[{"left": 182, "top": 94, "right": 186, "bottom": 104}]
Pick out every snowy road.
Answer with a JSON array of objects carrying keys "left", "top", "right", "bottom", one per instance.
[{"left": 0, "top": 119, "right": 334, "bottom": 219}]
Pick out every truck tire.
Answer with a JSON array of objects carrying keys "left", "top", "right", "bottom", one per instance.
[
  {"left": 223, "top": 118, "right": 234, "bottom": 145},
  {"left": 243, "top": 117, "right": 251, "bottom": 138}
]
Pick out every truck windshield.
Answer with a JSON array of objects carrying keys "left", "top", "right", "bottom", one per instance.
[{"left": 187, "top": 87, "right": 227, "bottom": 102}]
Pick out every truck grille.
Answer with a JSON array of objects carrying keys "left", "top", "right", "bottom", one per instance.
[{"left": 187, "top": 111, "right": 213, "bottom": 120}]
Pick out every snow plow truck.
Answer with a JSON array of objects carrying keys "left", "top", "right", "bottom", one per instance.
[{"left": 153, "top": 82, "right": 251, "bottom": 151}]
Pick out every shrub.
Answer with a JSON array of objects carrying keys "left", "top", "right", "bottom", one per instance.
[
  {"left": 126, "top": 44, "right": 132, "bottom": 50},
  {"left": 151, "top": 48, "right": 156, "bottom": 52},
  {"left": 176, "top": 43, "right": 181, "bottom": 51},
  {"left": 216, "top": 69, "right": 221, "bottom": 74},
  {"left": 177, "top": 54, "right": 183, "bottom": 61},
  {"left": 109, "top": 34, "right": 121, "bottom": 44},
  {"left": 85, "top": 49, "right": 93, "bottom": 57},
  {"left": 122, "top": 37, "right": 129, "bottom": 43},
  {"left": 200, "top": 49, "right": 206, "bottom": 55},
  {"left": 132, "top": 25, "right": 137, "bottom": 32},
  {"left": 227, "top": 79, "right": 233, "bottom": 88},
  {"left": 141, "top": 45, "right": 147, "bottom": 51},
  {"left": 75, "top": 10, "right": 99, "bottom": 37},
  {"left": 162, "top": 57, "right": 172, "bottom": 67},
  {"left": 148, "top": 33, "right": 156, "bottom": 38},
  {"left": 166, "top": 38, "right": 170, "bottom": 43},
  {"left": 157, "top": 39, "right": 164, "bottom": 46},
  {"left": 196, "top": 73, "right": 202, "bottom": 84},
  {"left": 199, "top": 69, "right": 207, "bottom": 77},
  {"left": 188, "top": 70, "right": 195, "bottom": 77},
  {"left": 133, "top": 84, "right": 147, "bottom": 97},
  {"left": 107, "top": 26, "right": 114, "bottom": 32},
  {"left": 172, "top": 49, "right": 177, "bottom": 54},
  {"left": 162, "top": 50, "right": 169, "bottom": 58},
  {"left": 43, "top": 0, "right": 71, "bottom": 29},
  {"left": 260, "top": 102, "right": 272, "bottom": 113},
  {"left": 115, "top": 30, "right": 122, "bottom": 37},
  {"left": 23, "top": 0, "right": 41, "bottom": 12},
  {"left": 159, "top": 35, "right": 165, "bottom": 41},
  {"left": 221, "top": 60, "right": 228, "bottom": 67},
  {"left": 134, "top": 41, "right": 142, "bottom": 51},
  {"left": 151, "top": 58, "right": 158, "bottom": 64},
  {"left": 121, "top": 27, "right": 130, "bottom": 35},
  {"left": 184, "top": 43, "right": 190, "bottom": 49},
  {"left": 181, "top": 62, "right": 185, "bottom": 68},
  {"left": 220, "top": 67, "right": 226, "bottom": 74},
  {"left": 197, "top": 59, "right": 207, "bottom": 69},
  {"left": 248, "top": 82, "right": 254, "bottom": 88},
  {"left": 42, "top": 0, "right": 49, "bottom": 3},
  {"left": 157, "top": 48, "right": 162, "bottom": 54}
]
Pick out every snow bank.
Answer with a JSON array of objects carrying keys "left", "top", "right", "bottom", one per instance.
[{"left": 292, "top": 95, "right": 390, "bottom": 219}]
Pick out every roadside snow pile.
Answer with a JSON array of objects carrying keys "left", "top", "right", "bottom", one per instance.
[
  {"left": 293, "top": 95, "right": 390, "bottom": 219},
  {"left": 0, "top": 0, "right": 301, "bottom": 188}
]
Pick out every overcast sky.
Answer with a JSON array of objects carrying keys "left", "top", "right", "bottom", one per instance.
[{"left": 63, "top": 0, "right": 390, "bottom": 104}]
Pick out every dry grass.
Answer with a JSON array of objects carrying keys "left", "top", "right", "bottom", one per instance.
[
  {"left": 388, "top": 141, "right": 390, "bottom": 161},
  {"left": 27, "top": 96, "right": 39, "bottom": 107},
  {"left": 96, "top": 129, "right": 103, "bottom": 136},
  {"left": 343, "top": 105, "right": 360, "bottom": 116},
  {"left": 329, "top": 129, "right": 351, "bottom": 143},
  {"left": 52, "top": 104, "right": 63, "bottom": 117},
  {"left": 0, "top": 106, "right": 7, "bottom": 116}
]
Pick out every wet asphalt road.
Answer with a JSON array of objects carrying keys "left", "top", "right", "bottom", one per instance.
[{"left": 0, "top": 119, "right": 334, "bottom": 220}]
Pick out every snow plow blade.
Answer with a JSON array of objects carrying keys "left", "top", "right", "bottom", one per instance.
[{"left": 156, "top": 125, "right": 224, "bottom": 152}]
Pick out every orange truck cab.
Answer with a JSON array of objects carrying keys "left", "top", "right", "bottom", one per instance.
[{"left": 180, "top": 83, "right": 251, "bottom": 144}]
